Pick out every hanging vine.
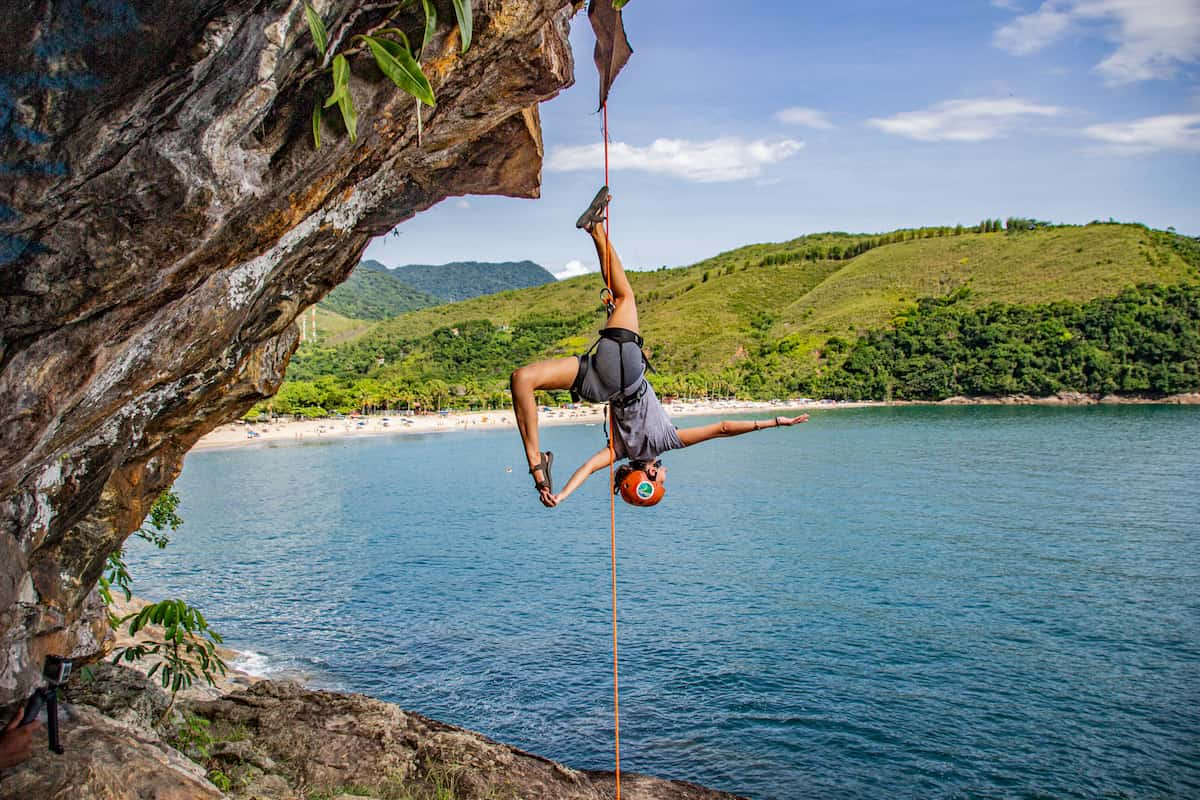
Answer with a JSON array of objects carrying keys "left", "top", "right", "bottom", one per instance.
[
  {"left": 305, "top": 0, "right": 473, "bottom": 148},
  {"left": 303, "top": 1, "right": 636, "bottom": 148}
]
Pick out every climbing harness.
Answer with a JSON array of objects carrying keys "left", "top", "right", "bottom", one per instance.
[{"left": 569, "top": 327, "right": 654, "bottom": 407}]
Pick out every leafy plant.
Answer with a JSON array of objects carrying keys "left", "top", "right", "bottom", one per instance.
[
  {"left": 208, "top": 770, "right": 233, "bottom": 792},
  {"left": 174, "top": 712, "right": 216, "bottom": 760},
  {"left": 172, "top": 714, "right": 242, "bottom": 792},
  {"left": 305, "top": 0, "right": 474, "bottom": 148},
  {"left": 96, "top": 488, "right": 229, "bottom": 721},
  {"left": 114, "top": 599, "right": 228, "bottom": 722}
]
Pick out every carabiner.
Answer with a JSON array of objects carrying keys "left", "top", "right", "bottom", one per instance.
[{"left": 600, "top": 286, "right": 616, "bottom": 315}]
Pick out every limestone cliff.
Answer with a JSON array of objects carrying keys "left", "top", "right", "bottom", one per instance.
[{"left": 1, "top": 0, "right": 576, "bottom": 707}]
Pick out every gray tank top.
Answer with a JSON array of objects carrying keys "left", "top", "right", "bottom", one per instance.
[{"left": 610, "top": 380, "right": 684, "bottom": 462}]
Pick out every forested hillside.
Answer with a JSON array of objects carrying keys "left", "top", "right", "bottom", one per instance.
[
  {"left": 391, "top": 260, "right": 556, "bottom": 302},
  {"left": 319, "top": 260, "right": 440, "bottom": 320},
  {"left": 319, "top": 259, "right": 559, "bottom": 320},
  {"left": 255, "top": 222, "right": 1199, "bottom": 415}
]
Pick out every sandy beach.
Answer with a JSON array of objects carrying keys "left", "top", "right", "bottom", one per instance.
[
  {"left": 193, "top": 398, "right": 864, "bottom": 451},
  {"left": 193, "top": 392, "right": 1199, "bottom": 452}
]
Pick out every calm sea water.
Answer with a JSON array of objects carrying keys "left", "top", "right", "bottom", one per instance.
[{"left": 125, "top": 406, "right": 1200, "bottom": 799}]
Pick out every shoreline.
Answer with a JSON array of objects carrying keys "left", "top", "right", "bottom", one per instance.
[
  {"left": 192, "top": 398, "right": 861, "bottom": 452},
  {"left": 194, "top": 392, "right": 1198, "bottom": 452}
]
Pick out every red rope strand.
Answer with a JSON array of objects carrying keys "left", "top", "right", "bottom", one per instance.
[{"left": 602, "top": 100, "right": 622, "bottom": 800}]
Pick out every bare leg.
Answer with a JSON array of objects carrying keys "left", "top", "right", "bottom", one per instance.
[
  {"left": 588, "top": 224, "right": 639, "bottom": 333},
  {"left": 510, "top": 357, "right": 579, "bottom": 505}
]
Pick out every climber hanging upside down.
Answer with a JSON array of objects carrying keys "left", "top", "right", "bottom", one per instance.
[{"left": 510, "top": 186, "right": 809, "bottom": 508}]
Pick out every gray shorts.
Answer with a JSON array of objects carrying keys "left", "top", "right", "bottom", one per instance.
[{"left": 573, "top": 336, "right": 646, "bottom": 403}]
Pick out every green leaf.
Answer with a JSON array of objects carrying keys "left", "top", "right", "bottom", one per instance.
[
  {"left": 613, "top": 0, "right": 630, "bottom": 8},
  {"left": 325, "top": 53, "right": 350, "bottom": 109},
  {"left": 338, "top": 90, "right": 358, "bottom": 142},
  {"left": 374, "top": 28, "right": 411, "bottom": 52},
  {"left": 360, "top": 35, "right": 436, "bottom": 106},
  {"left": 421, "top": 0, "right": 437, "bottom": 55},
  {"left": 312, "top": 102, "right": 322, "bottom": 149},
  {"left": 305, "top": 3, "right": 328, "bottom": 59},
  {"left": 451, "top": 0, "right": 472, "bottom": 52}
]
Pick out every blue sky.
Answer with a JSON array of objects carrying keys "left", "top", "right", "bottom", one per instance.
[{"left": 363, "top": 0, "right": 1200, "bottom": 278}]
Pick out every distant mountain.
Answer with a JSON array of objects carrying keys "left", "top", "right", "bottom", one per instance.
[
  {"left": 357, "top": 259, "right": 392, "bottom": 274},
  {"left": 390, "top": 260, "right": 556, "bottom": 303},
  {"left": 318, "top": 260, "right": 440, "bottom": 320}
]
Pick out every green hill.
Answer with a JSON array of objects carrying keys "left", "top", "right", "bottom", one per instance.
[
  {"left": 265, "top": 222, "right": 1199, "bottom": 413},
  {"left": 318, "top": 259, "right": 440, "bottom": 320},
  {"left": 306, "top": 306, "right": 373, "bottom": 345},
  {"left": 390, "top": 260, "right": 556, "bottom": 302},
  {"left": 319, "top": 259, "right": 559, "bottom": 321}
]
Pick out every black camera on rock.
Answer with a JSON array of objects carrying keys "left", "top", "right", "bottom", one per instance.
[{"left": 20, "top": 655, "right": 72, "bottom": 754}]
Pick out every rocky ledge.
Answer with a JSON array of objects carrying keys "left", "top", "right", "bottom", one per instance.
[{"left": 0, "top": 663, "right": 744, "bottom": 800}]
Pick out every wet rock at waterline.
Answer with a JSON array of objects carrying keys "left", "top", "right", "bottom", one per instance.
[{"left": 0, "top": 665, "right": 745, "bottom": 800}]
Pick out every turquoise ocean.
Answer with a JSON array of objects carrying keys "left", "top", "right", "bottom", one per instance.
[{"left": 125, "top": 406, "right": 1200, "bottom": 799}]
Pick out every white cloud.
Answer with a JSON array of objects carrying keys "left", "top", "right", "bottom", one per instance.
[
  {"left": 455, "top": 199, "right": 471, "bottom": 209},
  {"left": 546, "top": 137, "right": 803, "bottom": 183},
  {"left": 553, "top": 259, "right": 594, "bottom": 280},
  {"left": 775, "top": 107, "right": 835, "bottom": 129},
  {"left": 994, "top": 0, "right": 1200, "bottom": 84},
  {"left": 994, "top": 5, "right": 1073, "bottom": 53},
  {"left": 867, "top": 98, "right": 1063, "bottom": 142},
  {"left": 1081, "top": 113, "right": 1200, "bottom": 153}
]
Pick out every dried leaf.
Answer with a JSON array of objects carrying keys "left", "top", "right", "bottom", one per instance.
[{"left": 588, "top": 0, "right": 633, "bottom": 109}]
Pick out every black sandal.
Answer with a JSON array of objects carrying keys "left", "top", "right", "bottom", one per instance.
[
  {"left": 529, "top": 451, "right": 554, "bottom": 492},
  {"left": 575, "top": 185, "right": 611, "bottom": 230}
]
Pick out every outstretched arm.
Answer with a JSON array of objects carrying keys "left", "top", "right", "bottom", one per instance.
[
  {"left": 676, "top": 414, "right": 808, "bottom": 448},
  {"left": 552, "top": 447, "right": 615, "bottom": 506}
]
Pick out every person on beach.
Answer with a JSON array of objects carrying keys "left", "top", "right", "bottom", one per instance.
[{"left": 510, "top": 186, "right": 809, "bottom": 508}]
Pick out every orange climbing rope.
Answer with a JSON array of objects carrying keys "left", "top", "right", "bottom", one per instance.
[{"left": 601, "top": 100, "right": 622, "bottom": 800}]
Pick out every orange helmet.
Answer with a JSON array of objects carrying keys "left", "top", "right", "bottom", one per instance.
[{"left": 615, "top": 462, "right": 665, "bottom": 507}]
